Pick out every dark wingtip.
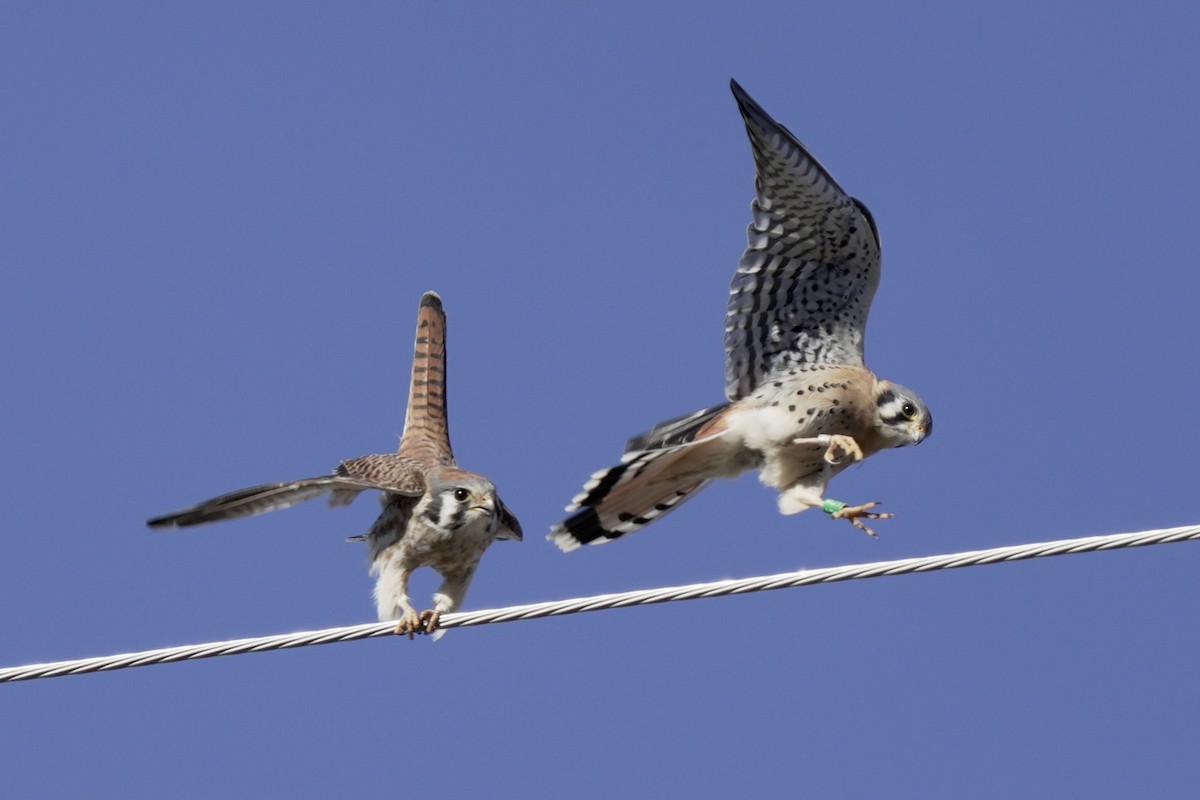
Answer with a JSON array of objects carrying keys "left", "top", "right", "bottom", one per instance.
[
  {"left": 728, "top": 78, "right": 849, "bottom": 199},
  {"left": 499, "top": 500, "right": 524, "bottom": 541},
  {"left": 728, "top": 78, "right": 778, "bottom": 139},
  {"left": 147, "top": 509, "right": 215, "bottom": 529},
  {"left": 728, "top": 78, "right": 764, "bottom": 118}
]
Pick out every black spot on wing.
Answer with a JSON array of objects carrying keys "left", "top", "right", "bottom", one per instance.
[
  {"left": 729, "top": 78, "right": 850, "bottom": 197},
  {"left": 724, "top": 80, "right": 881, "bottom": 400}
]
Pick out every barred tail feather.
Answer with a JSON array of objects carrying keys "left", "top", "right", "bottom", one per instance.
[
  {"left": 549, "top": 439, "right": 735, "bottom": 551},
  {"left": 550, "top": 480, "right": 711, "bottom": 551},
  {"left": 549, "top": 472, "right": 710, "bottom": 551},
  {"left": 398, "top": 291, "right": 454, "bottom": 466}
]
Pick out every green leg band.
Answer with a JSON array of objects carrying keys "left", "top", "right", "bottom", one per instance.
[{"left": 822, "top": 499, "right": 847, "bottom": 515}]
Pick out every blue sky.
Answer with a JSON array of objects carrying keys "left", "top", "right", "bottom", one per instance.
[{"left": 4, "top": 2, "right": 1199, "bottom": 797}]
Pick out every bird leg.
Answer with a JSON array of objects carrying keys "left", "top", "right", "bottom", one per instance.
[
  {"left": 792, "top": 434, "right": 864, "bottom": 466},
  {"left": 823, "top": 500, "right": 893, "bottom": 537},
  {"left": 420, "top": 571, "right": 475, "bottom": 640},
  {"left": 395, "top": 609, "right": 425, "bottom": 639},
  {"left": 379, "top": 566, "right": 428, "bottom": 638},
  {"left": 419, "top": 609, "right": 442, "bottom": 636},
  {"left": 395, "top": 609, "right": 442, "bottom": 638}
]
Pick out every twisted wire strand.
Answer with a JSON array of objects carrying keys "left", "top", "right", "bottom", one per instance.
[{"left": 4, "top": 523, "right": 1198, "bottom": 683}]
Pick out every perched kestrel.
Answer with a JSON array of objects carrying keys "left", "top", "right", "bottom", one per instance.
[
  {"left": 550, "top": 79, "right": 932, "bottom": 552},
  {"left": 149, "top": 292, "right": 522, "bottom": 637}
]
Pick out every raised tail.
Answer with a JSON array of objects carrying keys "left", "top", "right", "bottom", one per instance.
[
  {"left": 398, "top": 291, "right": 454, "bottom": 467},
  {"left": 549, "top": 404, "right": 732, "bottom": 551}
]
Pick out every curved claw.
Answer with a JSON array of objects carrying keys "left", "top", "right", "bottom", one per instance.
[
  {"left": 830, "top": 501, "right": 893, "bottom": 537},
  {"left": 419, "top": 609, "right": 442, "bottom": 637},
  {"left": 395, "top": 610, "right": 423, "bottom": 639},
  {"left": 395, "top": 609, "right": 443, "bottom": 639},
  {"left": 824, "top": 435, "right": 864, "bottom": 466}
]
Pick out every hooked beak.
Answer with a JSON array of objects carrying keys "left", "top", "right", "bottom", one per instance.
[
  {"left": 468, "top": 494, "right": 521, "bottom": 541},
  {"left": 470, "top": 495, "right": 496, "bottom": 517}
]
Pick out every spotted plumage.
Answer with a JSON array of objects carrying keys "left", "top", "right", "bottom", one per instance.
[
  {"left": 550, "top": 80, "right": 931, "bottom": 552},
  {"left": 149, "top": 292, "right": 521, "bottom": 637}
]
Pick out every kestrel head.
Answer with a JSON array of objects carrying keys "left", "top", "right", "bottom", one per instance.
[
  {"left": 423, "top": 467, "right": 523, "bottom": 541},
  {"left": 873, "top": 381, "right": 932, "bottom": 448}
]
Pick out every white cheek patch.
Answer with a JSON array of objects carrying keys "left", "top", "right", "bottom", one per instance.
[
  {"left": 876, "top": 398, "right": 909, "bottom": 427},
  {"left": 437, "top": 496, "right": 466, "bottom": 529}
]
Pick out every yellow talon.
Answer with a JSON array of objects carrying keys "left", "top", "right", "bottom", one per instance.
[
  {"left": 823, "top": 435, "right": 864, "bottom": 466},
  {"left": 829, "top": 501, "right": 893, "bottom": 537},
  {"left": 395, "top": 610, "right": 423, "bottom": 639}
]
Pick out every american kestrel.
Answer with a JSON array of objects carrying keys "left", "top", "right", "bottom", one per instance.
[
  {"left": 149, "top": 292, "right": 522, "bottom": 638},
  {"left": 550, "top": 79, "right": 932, "bottom": 552}
]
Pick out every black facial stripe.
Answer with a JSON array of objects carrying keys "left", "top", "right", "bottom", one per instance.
[
  {"left": 447, "top": 502, "right": 468, "bottom": 529},
  {"left": 422, "top": 493, "right": 443, "bottom": 525},
  {"left": 881, "top": 413, "right": 908, "bottom": 426},
  {"left": 876, "top": 388, "right": 897, "bottom": 407}
]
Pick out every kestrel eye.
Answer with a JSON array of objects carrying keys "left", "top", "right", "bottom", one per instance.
[
  {"left": 453, "top": 488, "right": 471, "bottom": 502},
  {"left": 902, "top": 402, "right": 917, "bottom": 420}
]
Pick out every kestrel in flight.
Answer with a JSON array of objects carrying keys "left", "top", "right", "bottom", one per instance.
[
  {"left": 550, "top": 79, "right": 932, "bottom": 551},
  {"left": 149, "top": 292, "right": 522, "bottom": 637}
]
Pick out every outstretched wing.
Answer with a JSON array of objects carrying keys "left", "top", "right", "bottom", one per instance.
[
  {"left": 724, "top": 79, "right": 881, "bottom": 401},
  {"left": 147, "top": 453, "right": 426, "bottom": 529},
  {"left": 147, "top": 475, "right": 387, "bottom": 528},
  {"left": 397, "top": 291, "right": 455, "bottom": 468},
  {"left": 496, "top": 496, "right": 524, "bottom": 542}
]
